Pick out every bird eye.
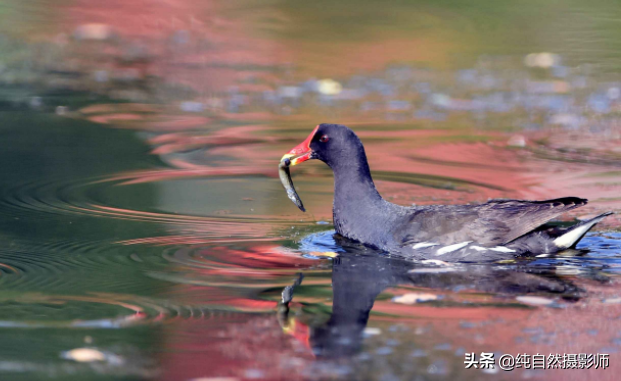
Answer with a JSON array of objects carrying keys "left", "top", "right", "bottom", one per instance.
[{"left": 319, "top": 134, "right": 329, "bottom": 143}]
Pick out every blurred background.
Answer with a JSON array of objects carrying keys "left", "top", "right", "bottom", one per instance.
[{"left": 1, "top": 1, "right": 621, "bottom": 380}]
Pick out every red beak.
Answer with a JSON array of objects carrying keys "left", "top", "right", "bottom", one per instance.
[{"left": 281, "top": 125, "right": 318, "bottom": 166}]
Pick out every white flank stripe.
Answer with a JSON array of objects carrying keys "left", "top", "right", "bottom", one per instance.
[
  {"left": 490, "top": 246, "right": 516, "bottom": 253},
  {"left": 436, "top": 241, "right": 471, "bottom": 255},
  {"left": 420, "top": 259, "right": 449, "bottom": 266},
  {"left": 470, "top": 246, "right": 488, "bottom": 252},
  {"left": 412, "top": 242, "right": 439, "bottom": 249}
]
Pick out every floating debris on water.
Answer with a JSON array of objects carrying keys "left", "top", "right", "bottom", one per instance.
[
  {"left": 516, "top": 296, "right": 555, "bottom": 306},
  {"left": 375, "top": 347, "right": 393, "bottom": 355},
  {"left": 61, "top": 348, "right": 107, "bottom": 363},
  {"left": 363, "top": 327, "right": 382, "bottom": 336},
  {"left": 602, "top": 297, "right": 621, "bottom": 304},
  {"left": 410, "top": 349, "right": 427, "bottom": 358},
  {"left": 507, "top": 135, "right": 526, "bottom": 147},
  {"left": 392, "top": 293, "right": 438, "bottom": 304}
]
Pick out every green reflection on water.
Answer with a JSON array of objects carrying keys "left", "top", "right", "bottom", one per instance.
[{"left": 0, "top": 102, "right": 165, "bottom": 380}]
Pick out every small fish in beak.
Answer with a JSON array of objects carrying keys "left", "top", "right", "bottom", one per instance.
[
  {"left": 279, "top": 156, "right": 305, "bottom": 212},
  {"left": 278, "top": 126, "right": 319, "bottom": 211}
]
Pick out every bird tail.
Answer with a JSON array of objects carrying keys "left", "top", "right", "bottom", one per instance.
[{"left": 553, "top": 212, "right": 613, "bottom": 249}]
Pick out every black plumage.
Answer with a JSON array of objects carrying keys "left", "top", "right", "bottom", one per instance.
[{"left": 282, "top": 123, "right": 612, "bottom": 261}]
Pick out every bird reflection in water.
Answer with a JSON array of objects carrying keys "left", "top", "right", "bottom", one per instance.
[{"left": 277, "top": 233, "right": 583, "bottom": 359}]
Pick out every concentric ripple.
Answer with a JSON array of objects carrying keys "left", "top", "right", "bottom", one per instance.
[
  {"left": 0, "top": 175, "right": 292, "bottom": 223},
  {"left": 0, "top": 238, "right": 165, "bottom": 293},
  {"left": 0, "top": 170, "right": 323, "bottom": 270},
  {"left": 0, "top": 293, "right": 244, "bottom": 329},
  {"left": 144, "top": 241, "right": 331, "bottom": 289}
]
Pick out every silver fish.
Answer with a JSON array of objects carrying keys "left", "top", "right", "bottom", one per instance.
[{"left": 278, "top": 157, "right": 305, "bottom": 212}]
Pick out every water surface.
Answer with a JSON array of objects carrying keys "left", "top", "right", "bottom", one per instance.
[{"left": 1, "top": 1, "right": 621, "bottom": 380}]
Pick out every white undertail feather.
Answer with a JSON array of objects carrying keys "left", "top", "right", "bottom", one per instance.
[
  {"left": 553, "top": 224, "right": 592, "bottom": 249},
  {"left": 553, "top": 213, "right": 611, "bottom": 249}
]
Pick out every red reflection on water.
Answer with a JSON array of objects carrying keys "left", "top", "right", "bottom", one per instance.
[{"left": 157, "top": 314, "right": 315, "bottom": 381}]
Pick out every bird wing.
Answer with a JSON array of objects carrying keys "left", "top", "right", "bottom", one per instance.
[
  {"left": 397, "top": 197, "right": 587, "bottom": 246},
  {"left": 471, "top": 197, "right": 587, "bottom": 245}
]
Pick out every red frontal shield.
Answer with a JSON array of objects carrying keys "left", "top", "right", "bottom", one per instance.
[{"left": 281, "top": 125, "right": 318, "bottom": 165}]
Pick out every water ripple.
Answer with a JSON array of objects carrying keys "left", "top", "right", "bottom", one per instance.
[
  {"left": 0, "top": 174, "right": 309, "bottom": 248},
  {"left": 0, "top": 293, "right": 243, "bottom": 329}
]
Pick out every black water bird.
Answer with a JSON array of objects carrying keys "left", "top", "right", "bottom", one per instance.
[{"left": 280, "top": 124, "right": 612, "bottom": 261}]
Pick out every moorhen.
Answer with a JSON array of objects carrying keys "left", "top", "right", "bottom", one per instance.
[{"left": 279, "top": 123, "right": 612, "bottom": 261}]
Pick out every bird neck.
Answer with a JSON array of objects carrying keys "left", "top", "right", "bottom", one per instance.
[
  {"left": 329, "top": 151, "right": 399, "bottom": 247},
  {"left": 331, "top": 151, "right": 383, "bottom": 213}
]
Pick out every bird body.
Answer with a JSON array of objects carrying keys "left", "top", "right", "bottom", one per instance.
[{"left": 280, "top": 124, "right": 612, "bottom": 261}]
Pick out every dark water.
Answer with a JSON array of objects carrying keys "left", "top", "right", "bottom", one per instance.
[{"left": 1, "top": 1, "right": 621, "bottom": 380}]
